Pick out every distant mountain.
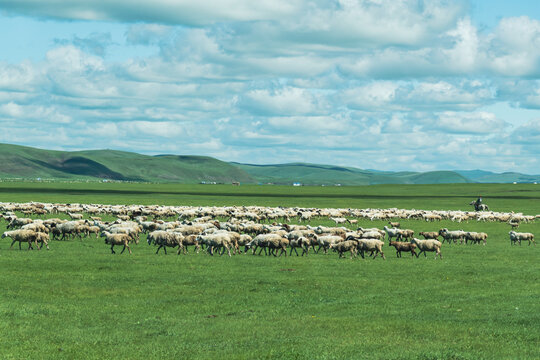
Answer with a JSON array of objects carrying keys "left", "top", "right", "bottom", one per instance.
[
  {"left": 232, "top": 163, "right": 470, "bottom": 185},
  {"left": 0, "top": 143, "right": 538, "bottom": 184},
  {"left": 455, "top": 170, "right": 540, "bottom": 183}
]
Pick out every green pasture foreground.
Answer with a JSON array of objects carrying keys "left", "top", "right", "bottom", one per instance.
[{"left": 0, "top": 183, "right": 538, "bottom": 359}]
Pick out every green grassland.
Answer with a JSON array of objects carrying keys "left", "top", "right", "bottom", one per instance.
[{"left": 0, "top": 182, "right": 538, "bottom": 359}]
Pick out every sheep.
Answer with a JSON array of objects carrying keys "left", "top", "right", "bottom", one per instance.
[
  {"left": 419, "top": 231, "right": 439, "bottom": 240},
  {"left": 316, "top": 235, "right": 344, "bottom": 254},
  {"left": 509, "top": 231, "right": 535, "bottom": 246},
  {"left": 67, "top": 212, "right": 84, "bottom": 220},
  {"left": 383, "top": 226, "right": 400, "bottom": 242},
  {"left": 21, "top": 222, "right": 49, "bottom": 234},
  {"left": 197, "top": 233, "right": 232, "bottom": 256},
  {"left": 288, "top": 236, "right": 310, "bottom": 256},
  {"left": 7, "top": 217, "right": 33, "bottom": 229},
  {"left": 35, "top": 232, "right": 50, "bottom": 250},
  {"left": 396, "top": 229, "right": 414, "bottom": 241},
  {"left": 329, "top": 240, "right": 358, "bottom": 259},
  {"left": 438, "top": 229, "right": 466, "bottom": 244},
  {"left": 356, "top": 238, "right": 385, "bottom": 260},
  {"left": 411, "top": 238, "right": 442, "bottom": 259},
  {"left": 2, "top": 230, "right": 40, "bottom": 250},
  {"left": 101, "top": 231, "right": 133, "bottom": 254},
  {"left": 331, "top": 217, "right": 348, "bottom": 225},
  {"left": 147, "top": 231, "right": 182, "bottom": 254},
  {"left": 179, "top": 234, "right": 201, "bottom": 254},
  {"left": 465, "top": 232, "right": 488, "bottom": 245},
  {"left": 388, "top": 221, "right": 401, "bottom": 228},
  {"left": 388, "top": 240, "right": 417, "bottom": 258}
]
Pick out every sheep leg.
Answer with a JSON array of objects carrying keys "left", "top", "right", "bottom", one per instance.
[
  {"left": 121, "top": 245, "right": 127, "bottom": 254},
  {"left": 163, "top": 246, "right": 168, "bottom": 255},
  {"left": 110, "top": 244, "right": 116, "bottom": 254},
  {"left": 156, "top": 245, "right": 162, "bottom": 254},
  {"left": 10, "top": 239, "right": 16, "bottom": 249}
]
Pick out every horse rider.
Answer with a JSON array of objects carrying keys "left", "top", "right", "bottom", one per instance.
[{"left": 475, "top": 195, "right": 483, "bottom": 211}]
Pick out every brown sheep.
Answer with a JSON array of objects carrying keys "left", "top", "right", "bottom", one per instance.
[
  {"left": 419, "top": 231, "right": 439, "bottom": 240},
  {"left": 389, "top": 240, "right": 417, "bottom": 258}
]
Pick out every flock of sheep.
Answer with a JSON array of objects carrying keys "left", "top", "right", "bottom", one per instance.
[{"left": 0, "top": 202, "right": 537, "bottom": 259}]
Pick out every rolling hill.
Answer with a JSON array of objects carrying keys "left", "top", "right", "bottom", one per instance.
[
  {"left": 0, "top": 143, "right": 255, "bottom": 183},
  {"left": 0, "top": 143, "right": 538, "bottom": 184}
]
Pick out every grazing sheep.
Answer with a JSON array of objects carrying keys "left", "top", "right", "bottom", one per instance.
[
  {"left": 101, "top": 231, "right": 133, "bottom": 254},
  {"left": 411, "top": 238, "right": 442, "bottom": 259},
  {"left": 329, "top": 240, "right": 358, "bottom": 259},
  {"left": 356, "top": 238, "right": 385, "bottom": 260},
  {"left": 509, "top": 231, "right": 535, "bottom": 246},
  {"left": 388, "top": 240, "right": 417, "bottom": 258}
]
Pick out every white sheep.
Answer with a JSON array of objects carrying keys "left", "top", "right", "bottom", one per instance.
[
  {"left": 411, "top": 238, "right": 442, "bottom": 259},
  {"left": 356, "top": 238, "right": 385, "bottom": 260},
  {"left": 509, "top": 231, "right": 535, "bottom": 246}
]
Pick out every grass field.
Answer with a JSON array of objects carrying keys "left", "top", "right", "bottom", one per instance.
[{"left": 0, "top": 183, "right": 539, "bottom": 359}]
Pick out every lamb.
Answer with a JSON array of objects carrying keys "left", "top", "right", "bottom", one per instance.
[
  {"left": 465, "top": 232, "right": 488, "bottom": 245},
  {"left": 388, "top": 240, "right": 417, "bottom": 258},
  {"left": 2, "top": 230, "right": 40, "bottom": 250},
  {"left": 509, "top": 231, "right": 535, "bottom": 246},
  {"left": 101, "top": 231, "right": 133, "bottom": 254},
  {"left": 411, "top": 238, "right": 442, "bottom": 259},
  {"left": 356, "top": 238, "right": 385, "bottom": 260},
  {"left": 179, "top": 234, "right": 201, "bottom": 254},
  {"left": 35, "top": 232, "right": 50, "bottom": 250},
  {"left": 388, "top": 221, "right": 400, "bottom": 228},
  {"left": 419, "top": 231, "right": 439, "bottom": 240},
  {"left": 329, "top": 240, "right": 358, "bottom": 259}
]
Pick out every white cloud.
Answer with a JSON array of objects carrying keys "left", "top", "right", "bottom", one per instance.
[
  {"left": 430, "top": 111, "right": 508, "bottom": 134},
  {"left": 0, "top": 0, "right": 303, "bottom": 25}
]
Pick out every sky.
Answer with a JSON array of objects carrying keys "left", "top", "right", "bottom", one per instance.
[{"left": 0, "top": 0, "right": 539, "bottom": 174}]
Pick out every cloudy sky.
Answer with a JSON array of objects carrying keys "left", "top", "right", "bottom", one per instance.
[{"left": 0, "top": 0, "right": 539, "bottom": 173}]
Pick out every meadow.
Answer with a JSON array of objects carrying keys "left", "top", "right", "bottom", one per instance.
[{"left": 0, "top": 182, "right": 538, "bottom": 359}]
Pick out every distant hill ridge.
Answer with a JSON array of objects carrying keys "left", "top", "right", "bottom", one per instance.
[{"left": 0, "top": 143, "right": 538, "bottom": 184}]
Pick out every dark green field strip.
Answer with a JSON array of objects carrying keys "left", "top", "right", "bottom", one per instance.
[{"left": 1, "top": 185, "right": 540, "bottom": 200}]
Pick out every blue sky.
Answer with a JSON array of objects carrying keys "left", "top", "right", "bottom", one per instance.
[{"left": 0, "top": 0, "right": 539, "bottom": 174}]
